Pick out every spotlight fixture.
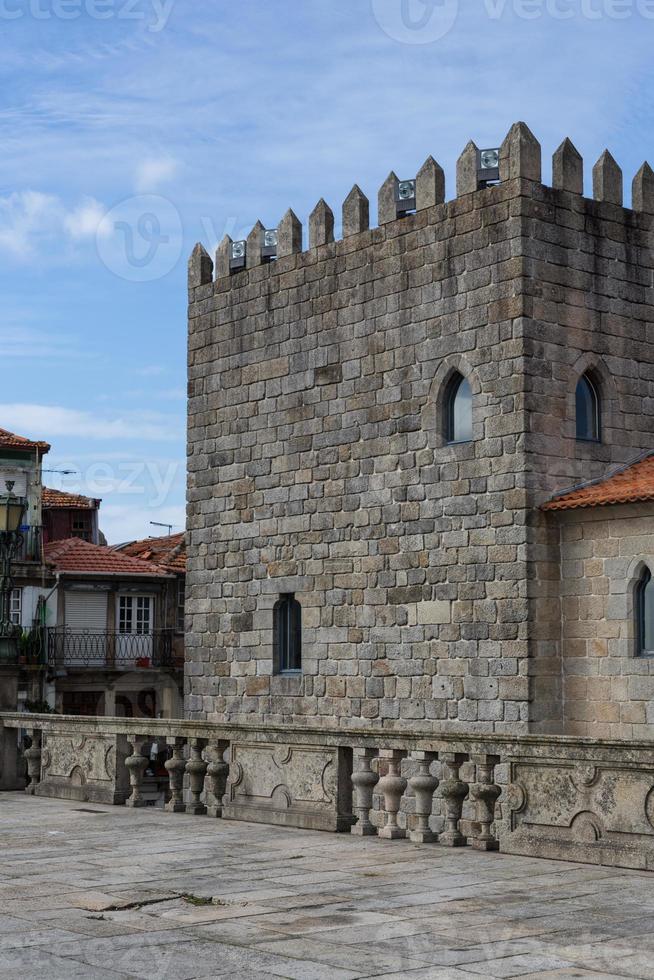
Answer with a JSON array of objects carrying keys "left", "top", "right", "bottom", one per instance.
[
  {"left": 477, "top": 147, "right": 500, "bottom": 188},
  {"left": 395, "top": 178, "right": 416, "bottom": 217},
  {"left": 262, "top": 228, "right": 278, "bottom": 261},
  {"left": 230, "top": 240, "right": 247, "bottom": 272}
]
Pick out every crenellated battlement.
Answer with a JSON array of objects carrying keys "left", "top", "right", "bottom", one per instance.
[{"left": 188, "top": 121, "right": 654, "bottom": 290}]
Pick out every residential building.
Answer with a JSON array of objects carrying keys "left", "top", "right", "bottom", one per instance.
[
  {"left": 114, "top": 532, "right": 186, "bottom": 666},
  {"left": 0, "top": 428, "right": 186, "bottom": 719},
  {"left": 42, "top": 487, "right": 102, "bottom": 545},
  {"left": 44, "top": 537, "right": 183, "bottom": 718},
  {"left": 0, "top": 428, "right": 50, "bottom": 713}
]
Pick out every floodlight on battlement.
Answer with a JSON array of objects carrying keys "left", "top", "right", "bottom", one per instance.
[
  {"left": 230, "top": 240, "right": 247, "bottom": 272},
  {"left": 477, "top": 148, "right": 500, "bottom": 188},
  {"left": 262, "top": 229, "right": 278, "bottom": 261},
  {"left": 395, "top": 179, "right": 417, "bottom": 217}
]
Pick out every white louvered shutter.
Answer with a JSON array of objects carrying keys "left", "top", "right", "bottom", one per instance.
[{"left": 64, "top": 592, "right": 108, "bottom": 632}]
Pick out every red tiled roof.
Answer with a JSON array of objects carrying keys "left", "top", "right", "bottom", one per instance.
[
  {"left": 42, "top": 487, "right": 100, "bottom": 510},
  {"left": 117, "top": 532, "right": 186, "bottom": 573},
  {"left": 0, "top": 427, "right": 50, "bottom": 453},
  {"left": 44, "top": 538, "right": 171, "bottom": 577},
  {"left": 543, "top": 453, "right": 654, "bottom": 512}
]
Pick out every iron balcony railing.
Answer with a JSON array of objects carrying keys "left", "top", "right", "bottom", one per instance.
[
  {"left": 47, "top": 629, "right": 175, "bottom": 670},
  {"left": 0, "top": 627, "right": 46, "bottom": 667}
]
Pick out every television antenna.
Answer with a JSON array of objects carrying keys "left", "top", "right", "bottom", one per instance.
[{"left": 150, "top": 521, "right": 174, "bottom": 536}]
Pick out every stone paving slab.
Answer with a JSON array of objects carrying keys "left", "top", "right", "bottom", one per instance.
[{"left": 1, "top": 793, "right": 654, "bottom": 979}]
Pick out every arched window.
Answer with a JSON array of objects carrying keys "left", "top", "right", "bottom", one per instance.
[
  {"left": 636, "top": 568, "right": 654, "bottom": 657},
  {"left": 445, "top": 373, "right": 473, "bottom": 444},
  {"left": 576, "top": 373, "right": 601, "bottom": 442},
  {"left": 273, "top": 594, "right": 302, "bottom": 673}
]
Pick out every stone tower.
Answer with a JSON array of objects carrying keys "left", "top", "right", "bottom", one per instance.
[{"left": 186, "top": 123, "right": 654, "bottom": 736}]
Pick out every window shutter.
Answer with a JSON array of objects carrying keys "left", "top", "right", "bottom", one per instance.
[{"left": 64, "top": 592, "right": 108, "bottom": 632}]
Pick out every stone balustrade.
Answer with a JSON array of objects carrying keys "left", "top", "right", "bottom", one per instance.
[{"left": 3, "top": 712, "right": 654, "bottom": 871}]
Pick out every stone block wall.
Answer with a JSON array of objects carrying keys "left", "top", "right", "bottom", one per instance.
[
  {"left": 555, "top": 503, "right": 654, "bottom": 739},
  {"left": 521, "top": 173, "right": 654, "bottom": 729},
  {"left": 186, "top": 123, "right": 654, "bottom": 735}
]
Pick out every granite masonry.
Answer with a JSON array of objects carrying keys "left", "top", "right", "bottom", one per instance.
[
  {"left": 5, "top": 124, "right": 654, "bottom": 870},
  {"left": 186, "top": 122, "right": 654, "bottom": 739}
]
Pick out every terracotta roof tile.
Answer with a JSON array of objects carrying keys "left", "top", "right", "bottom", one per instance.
[
  {"left": 44, "top": 538, "right": 170, "bottom": 577},
  {"left": 0, "top": 427, "right": 50, "bottom": 453},
  {"left": 117, "top": 532, "right": 186, "bottom": 573},
  {"left": 543, "top": 452, "right": 654, "bottom": 512},
  {"left": 42, "top": 487, "right": 100, "bottom": 510}
]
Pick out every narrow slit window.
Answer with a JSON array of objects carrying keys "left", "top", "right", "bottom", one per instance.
[
  {"left": 636, "top": 568, "right": 654, "bottom": 657},
  {"left": 576, "top": 373, "right": 601, "bottom": 442},
  {"left": 445, "top": 373, "right": 473, "bottom": 444},
  {"left": 273, "top": 594, "right": 302, "bottom": 673}
]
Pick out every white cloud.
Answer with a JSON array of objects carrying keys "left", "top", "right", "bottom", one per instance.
[
  {"left": 0, "top": 404, "right": 183, "bottom": 442},
  {"left": 134, "top": 157, "right": 178, "bottom": 193},
  {"left": 63, "top": 196, "right": 108, "bottom": 240},
  {"left": 0, "top": 325, "right": 96, "bottom": 362},
  {"left": 0, "top": 190, "right": 108, "bottom": 259},
  {"left": 0, "top": 191, "right": 61, "bottom": 257}
]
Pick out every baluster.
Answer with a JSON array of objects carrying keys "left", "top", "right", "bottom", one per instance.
[
  {"left": 470, "top": 753, "right": 501, "bottom": 851},
  {"left": 125, "top": 736, "right": 149, "bottom": 808},
  {"left": 408, "top": 750, "right": 439, "bottom": 844},
  {"left": 377, "top": 749, "right": 407, "bottom": 840},
  {"left": 439, "top": 751, "right": 469, "bottom": 847},
  {"left": 351, "top": 748, "right": 379, "bottom": 836},
  {"left": 205, "top": 740, "right": 230, "bottom": 818},
  {"left": 185, "top": 738, "right": 208, "bottom": 815},
  {"left": 24, "top": 728, "right": 42, "bottom": 796},
  {"left": 164, "top": 737, "right": 187, "bottom": 813}
]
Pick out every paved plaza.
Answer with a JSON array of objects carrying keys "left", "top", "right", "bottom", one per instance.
[{"left": 1, "top": 794, "right": 654, "bottom": 979}]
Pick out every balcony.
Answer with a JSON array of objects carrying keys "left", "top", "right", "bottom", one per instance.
[
  {"left": 47, "top": 629, "right": 175, "bottom": 671},
  {"left": 0, "top": 627, "right": 46, "bottom": 668}
]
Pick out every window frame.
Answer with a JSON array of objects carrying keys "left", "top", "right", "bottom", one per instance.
[
  {"left": 117, "top": 594, "right": 153, "bottom": 636},
  {"left": 575, "top": 372, "right": 601, "bottom": 444},
  {"left": 72, "top": 515, "right": 91, "bottom": 540},
  {"left": 9, "top": 588, "right": 21, "bottom": 627},
  {"left": 444, "top": 372, "right": 473, "bottom": 445},
  {"left": 176, "top": 577, "right": 185, "bottom": 633},
  {"left": 636, "top": 567, "right": 654, "bottom": 657},
  {"left": 273, "top": 594, "right": 302, "bottom": 674}
]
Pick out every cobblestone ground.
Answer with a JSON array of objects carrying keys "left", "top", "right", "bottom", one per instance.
[{"left": 1, "top": 794, "right": 654, "bottom": 979}]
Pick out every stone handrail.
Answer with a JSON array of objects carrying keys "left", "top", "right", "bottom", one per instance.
[
  {"left": 4, "top": 711, "right": 654, "bottom": 756},
  {"left": 3, "top": 712, "right": 654, "bottom": 871}
]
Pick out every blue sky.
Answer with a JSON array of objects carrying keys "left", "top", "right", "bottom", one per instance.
[{"left": 1, "top": 0, "right": 653, "bottom": 543}]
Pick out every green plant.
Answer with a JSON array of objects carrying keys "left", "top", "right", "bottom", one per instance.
[
  {"left": 18, "top": 628, "right": 45, "bottom": 665},
  {"left": 181, "top": 893, "right": 213, "bottom": 906}
]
